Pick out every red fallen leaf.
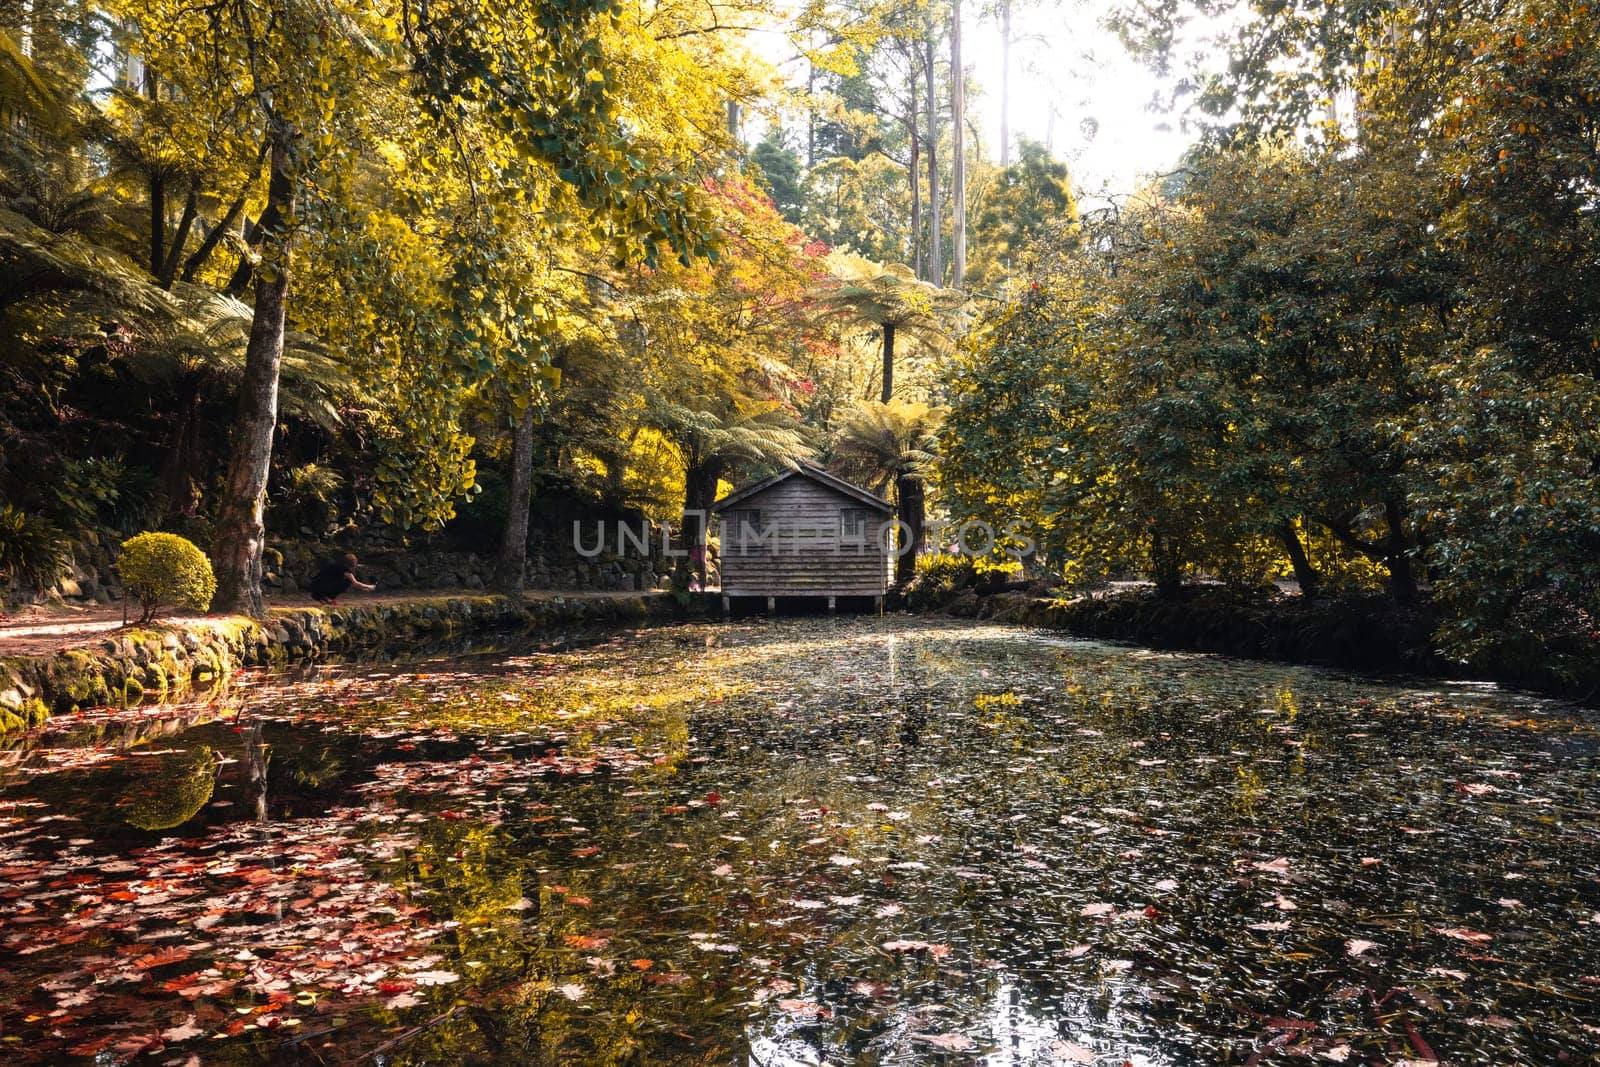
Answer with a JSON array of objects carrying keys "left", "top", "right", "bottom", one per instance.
[
  {"left": 439, "top": 810, "right": 466, "bottom": 821},
  {"left": 377, "top": 980, "right": 415, "bottom": 993},
  {"left": 630, "top": 959, "right": 653, "bottom": 970},
  {"left": 1142, "top": 904, "right": 1161, "bottom": 918},
  {"left": 572, "top": 846, "right": 602, "bottom": 857},
  {"left": 134, "top": 945, "right": 192, "bottom": 970},
  {"left": 704, "top": 792, "right": 723, "bottom": 805},
  {"left": 662, "top": 805, "right": 689, "bottom": 815},
  {"left": 777, "top": 998, "right": 832, "bottom": 1019},
  {"left": 645, "top": 971, "right": 692, "bottom": 986},
  {"left": 566, "top": 896, "right": 593, "bottom": 907},
  {"left": 564, "top": 934, "right": 611, "bottom": 950},
  {"left": 1435, "top": 926, "right": 1493, "bottom": 943}
]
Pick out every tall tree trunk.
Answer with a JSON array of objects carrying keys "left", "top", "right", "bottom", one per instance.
[
  {"left": 1383, "top": 497, "right": 1417, "bottom": 604},
  {"left": 497, "top": 404, "right": 538, "bottom": 595},
  {"left": 908, "top": 65, "right": 922, "bottom": 280},
  {"left": 149, "top": 173, "right": 165, "bottom": 278},
  {"left": 1000, "top": 0, "right": 1011, "bottom": 170},
  {"left": 924, "top": 29, "right": 942, "bottom": 286},
  {"left": 211, "top": 135, "right": 295, "bottom": 617},
  {"left": 950, "top": 0, "right": 966, "bottom": 288},
  {"left": 806, "top": 54, "right": 817, "bottom": 168},
  {"left": 894, "top": 474, "right": 925, "bottom": 589},
  {"left": 1276, "top": 519, "right": 1319, "bottom": 598},
  {"left": 880, "top": 322, "right": 896, "bottom": 403}
]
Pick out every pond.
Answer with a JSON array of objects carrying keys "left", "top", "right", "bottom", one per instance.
[{"left": 1, "top": 617, "right": 1597, "bottom": 1065}]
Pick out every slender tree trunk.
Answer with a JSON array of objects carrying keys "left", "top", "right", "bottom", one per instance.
[
  {"left": 1000, "top": 0, "right": 1011, "bottom": 170},
  {"left": 1276, "top": 519, "right": 1319, "bottom": 598},
  {"left": 806, "top": 55, "right": 816, "bottom": 168},
  {"left": 211, "top": 135, "right": 295, "bottom": 616},
  {"left": 181, "top": 194, "right": 246, "bottom": 283},
  {"left": 497, "top": 404, "right": 538, "bottom": 595},
  {"left": 908, "top": 66, "right": 922, "bottom": 280},
  {"left": 149, "top": 173, "right": 165, "bottom": 278},
  {"left": 158, "top": 182, "right": 198, "bottom": 288},
  {"left": 880, "top": 322, "right": 896, "bottom": 403},
  {"left": 951, "top": 0, "right": 966, "bottom": 288},
  {"left": 924, "top": 29, "right": 942, "bottom": 285},
  {"left": 1382, "top": 497, "right": 1417, "bottom": 604},
  {"left": 225, "top": 214, "right": 260, "bottom": 297},
  {"left": 894, "top": 474, "right": 925, "bottom": 588}
]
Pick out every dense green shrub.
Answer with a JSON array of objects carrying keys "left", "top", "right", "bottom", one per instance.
[
  {"left": 0, "top": 505, "right": 70, "bottom": 596},
  {"left": 903, "top": 552, "right": 1021, "bottom": 611},
  {"left": 270, "top": 462, "right": 346, "bottom": 535},
  {"left": 119, "top": 532, "right": 216, "bottom": 621}
]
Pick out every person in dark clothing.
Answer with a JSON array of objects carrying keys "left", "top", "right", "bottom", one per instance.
[{"left": 309, "top": 552, "right": 375, "bottom": 604}]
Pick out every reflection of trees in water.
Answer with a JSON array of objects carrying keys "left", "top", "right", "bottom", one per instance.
[{"left": 120, "top": 745, "right": 219, "bottom": 830}]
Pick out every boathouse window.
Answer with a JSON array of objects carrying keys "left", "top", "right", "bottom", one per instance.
[
  {"left": 840, "top": 507, "right": 870, "bottom": 545},
  {"left": 729, "top": 509, "right": 764, "bottom": 550}
]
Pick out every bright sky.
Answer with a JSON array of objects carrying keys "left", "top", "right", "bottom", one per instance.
[
  {"left": 963, "top": 2, "right": 1205, "bottom": 199},
  {"left": 755, "top": 2, "right": 1242, "bottom": 202}
]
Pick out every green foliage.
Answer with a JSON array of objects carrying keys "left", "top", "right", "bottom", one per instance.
[
  {"left": 966, "top": 140, "right": 1080, "bottom": 293},
  {"left": 118, "top": 532, "right": 216, "bottom": 622},
  {"left": 271, "top": 463, "right": 347, "bottom": 536},
  {"left": 0, "top": 505, "right": 69, "bottom": 595}
]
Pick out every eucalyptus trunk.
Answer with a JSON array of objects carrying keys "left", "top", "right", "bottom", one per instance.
[
  {"left": 211, "top": 136, "right": 294, "bottom": 616},
  {"left": 1000, "top": 0, "right": 1012, "bottom": 170},
  {"left": 924, "top": 29, "right": 942, "bottom": 286},
  {"left": 908, "top": 65, "right": 922, "bottom": 280},
  {"left": 950, "top": 0, "right": 966, "bottom": 288}
]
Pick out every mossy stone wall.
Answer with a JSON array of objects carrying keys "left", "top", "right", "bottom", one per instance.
[{"left": 0, "top": 593, "right": 705, "bottom": 736}]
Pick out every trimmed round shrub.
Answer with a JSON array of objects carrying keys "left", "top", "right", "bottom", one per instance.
[{"left": 119, "top": 532, "right": 216, "bottom": 622}]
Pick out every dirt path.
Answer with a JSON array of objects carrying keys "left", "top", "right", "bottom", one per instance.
[{"left": 0, "top": 589, "right": 658, "bottom": 658}]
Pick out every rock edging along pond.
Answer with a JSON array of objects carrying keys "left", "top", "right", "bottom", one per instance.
[{"left": 0, "top": 592, "right": 707, "bottom": 734}]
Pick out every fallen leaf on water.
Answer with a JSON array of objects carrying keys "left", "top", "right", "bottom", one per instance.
[
  {"left": 1434, "top": 926, "right": 1492, "bottom": 943},
  {"left": 161, "top": 1017, "right": 205, "bottom": 1042},
  {"left": 1345, "top": 939, "right": 1378, "bottom": 957},
  {"left": 1080, "top": 903, "right": 1116, "bottom": 917},
  {"left": 411, "top": 970, "right": 460, "bottom": 986},
  {"left": 776, "top": 999, "right": 831, "bottom": 1019},
  {"left": 1050, "top": 1039, "right": 1095, "bottom": 1063},
  {"left": 913, "top": 1032, "right": 976, "bottom": 1051},
  {"left": 881, "top": 940, "right": 951, "bottom": 957}
]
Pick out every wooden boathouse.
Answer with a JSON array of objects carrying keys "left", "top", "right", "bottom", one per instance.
[{"left": 711, "top": 462, "right": 894, "bottom": 613}]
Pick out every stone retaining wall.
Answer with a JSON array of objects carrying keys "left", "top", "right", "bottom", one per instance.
[{"left": 0, "top": 593, "right": 707, "bottom": 736}]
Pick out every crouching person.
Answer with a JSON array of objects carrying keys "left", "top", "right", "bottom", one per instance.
[{"left": 310, "top": 552, "right": 375, "bottom": 605}]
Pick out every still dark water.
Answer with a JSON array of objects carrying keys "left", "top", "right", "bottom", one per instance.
[{"left": 1, "top": 617, "right": 1597, "bottom": 1065}]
